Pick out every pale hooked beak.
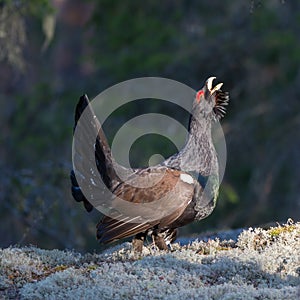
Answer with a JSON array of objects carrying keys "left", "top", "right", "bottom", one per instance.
[{"left": 206, "top": 76, "right": 223, "bottom": 94}]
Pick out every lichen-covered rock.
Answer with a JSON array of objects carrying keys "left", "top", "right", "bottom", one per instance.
[{"left": 0, "top": 221, "right": 299, "bottom": 299}]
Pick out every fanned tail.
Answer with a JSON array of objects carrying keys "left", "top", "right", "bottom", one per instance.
[{"left": 70, "top": 94, "right": 121, "bottom": 212}]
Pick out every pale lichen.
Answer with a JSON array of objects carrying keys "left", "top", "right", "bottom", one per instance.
[{"left": 0, "top": 221, "right": 299, "bottom": 299}]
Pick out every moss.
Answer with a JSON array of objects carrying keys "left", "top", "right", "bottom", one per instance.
[{"left": 268, "top": 222, "right": 298, "bottom": 238}]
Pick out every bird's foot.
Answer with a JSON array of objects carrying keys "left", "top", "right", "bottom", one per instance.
[
  {"left": 132, "top": 232, "right": 146, "bottom": 253},
  {"left": 152, "top": 234, "right": 169, "bottom": 251}
]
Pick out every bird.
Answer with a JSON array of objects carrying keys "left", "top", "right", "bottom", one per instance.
[{"left": 70, "top": 77, "right": 229, "bottom": 252}]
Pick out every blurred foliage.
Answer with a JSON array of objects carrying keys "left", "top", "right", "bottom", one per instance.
[
  {"left": 0, "top": 0, "right": 299, "bottom": 252},
  {"left": 89, "top": 0, "right": 182, "bottom": 79},
  {"left": 0, "top": 0, "right": 54, "bottom": 69}
]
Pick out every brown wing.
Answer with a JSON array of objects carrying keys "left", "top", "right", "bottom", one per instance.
[{"left": 97, "top": 167, "right": 195, "bottom": 243}]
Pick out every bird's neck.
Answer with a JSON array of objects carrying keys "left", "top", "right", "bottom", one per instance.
[
  {"left": 163, "top": 114, "right": 218, "bottom": 177},
  {"left": 181, "top": 116, "right": 217, "bottom": 174}
]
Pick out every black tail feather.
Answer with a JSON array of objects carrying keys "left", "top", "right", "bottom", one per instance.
[
  {"left": 70, "top": 170, "right": 93, "bottom": 212},
  {"left": 74, "top": 94, "right": 90, "bottom": 133},
  {"left": 71, "top": 94, "right": 121, "bottom": 212}
]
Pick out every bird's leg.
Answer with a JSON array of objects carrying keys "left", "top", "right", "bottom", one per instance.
[
  {"left": 152, "top": 232, "right": 168, "bottom": 251},
  {"left": 166, "top": 229, "right": 178, "bottom": 252},
  {"left": 132, "top": 232, "right": 146, "bottom": 252}
]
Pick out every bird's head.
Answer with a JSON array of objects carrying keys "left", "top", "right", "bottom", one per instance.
[{"left": 193, "top": 76, "right": 229, "bottom": 121}]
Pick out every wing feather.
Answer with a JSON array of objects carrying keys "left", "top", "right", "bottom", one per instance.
[{"left": 96, "top": 167, "right": 195, "bottom": 243}]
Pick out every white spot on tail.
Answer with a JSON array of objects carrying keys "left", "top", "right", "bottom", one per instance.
[{"left": 180, "top": 173, "right": 194, "bottom": 184}]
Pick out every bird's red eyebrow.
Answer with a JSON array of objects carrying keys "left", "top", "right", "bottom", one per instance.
[{"left": 196, "top": 90, "right": 204, "bottom": 102}]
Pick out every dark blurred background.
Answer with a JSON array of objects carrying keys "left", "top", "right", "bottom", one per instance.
[{"left": 0, "top": 0, "right": 299, "bottom": 252}]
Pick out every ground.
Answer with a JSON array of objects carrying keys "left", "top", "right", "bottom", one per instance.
[{"left": 0, "top": 221, "right": 299, "bottom": 299}]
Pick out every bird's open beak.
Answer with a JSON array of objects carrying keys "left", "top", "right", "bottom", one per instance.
[{"left": 206, "top": 77, "right": 223, "bottom": 94}]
